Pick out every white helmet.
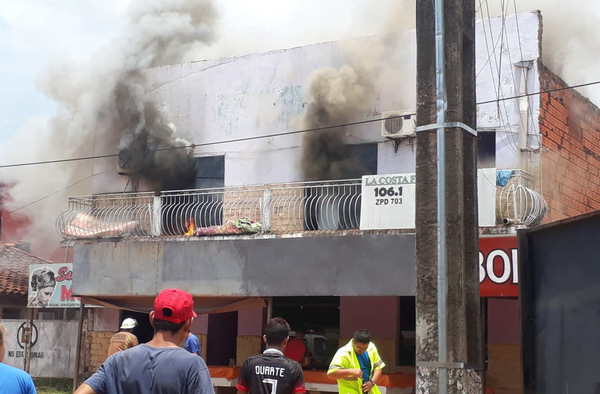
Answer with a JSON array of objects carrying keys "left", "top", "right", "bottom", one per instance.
[{"left": 120, "top": 318, "right": 138, "bottom": 329}]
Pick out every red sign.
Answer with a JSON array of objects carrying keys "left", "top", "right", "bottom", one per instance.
[{"left": 479, "top": 236, "right": 518, "bottom": 297}]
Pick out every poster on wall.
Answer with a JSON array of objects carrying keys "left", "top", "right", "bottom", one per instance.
[
  {"left": 2, "top": 320, "right": 78, "bottom": 378},
  {"left": 360, "top": 168, "right": 497, "bottom": 229},
  {"left": 28, "top": 263, "right": 80, "bottom": 308}
]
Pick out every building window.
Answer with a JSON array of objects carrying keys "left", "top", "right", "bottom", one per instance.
[
  {"left": 165, "top": 156, "right": 226, "bottom": 230},
  {"left": 477, "top": 131, "right": 496, "bottom": 168},
  {"left": 195, "top": 156, "right": 225, "bottom": 189},
  {"left": 304, "top": 144, "right": 377, "bottom": 230}
]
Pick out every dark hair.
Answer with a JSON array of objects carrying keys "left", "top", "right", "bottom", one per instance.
[
  {"left": 30, "top": 268, "right": 56, "bottom": 291},
  {"left": 265, "top": 317, "right": 290, "bottom": 346},
  {"left": 153, "top": 318, "right": 186, "bottom": 334},
  {"left": 353, "top": 329, "right": 371, "bottom": 344}
]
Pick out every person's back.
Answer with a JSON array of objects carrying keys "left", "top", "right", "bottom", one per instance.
[
  {"left": 88, "top": 344, "right": 211, "bottom": 394},
  {"left": 239, "top": 351, "right": 305, "bottom": 394},
  {"left": 184, "top": 332, "right": 201, "bottom": 356},
  {"left": 75, "top": 288, "right": 214, "bottom": 394},
  {"left": 237, "top": 317, "right": 305, "bottom": 394},
  {"left": 106, "top": 331, "right": 138, "bottom": 357},
  {"left": 107, "top": 318, "right": 139, "bottom": 358},
  {"left": 0, "top": 362, "right": 37, "bottom": 394},
  {"left": 283, "top": 330, "right": 306, "bottom": 364}
]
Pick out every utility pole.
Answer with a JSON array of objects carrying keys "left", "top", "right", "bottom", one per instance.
[{"left": 414, "top": 0, "right": 483, "bottom": 393}]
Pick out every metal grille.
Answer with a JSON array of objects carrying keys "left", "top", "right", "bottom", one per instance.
[
  {"left": 56, "top": 170, "right": 547, "bottom": 239},
  {"left": 56, "top": 180, "right": 362, "bottom": 239},
  {"left": 55, "top": 192, "right": 155, "bottom": 238}
]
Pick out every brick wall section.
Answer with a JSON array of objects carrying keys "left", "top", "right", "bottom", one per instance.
[
  {"left": 222, "top": 187, "right": 264, "bottom": 224},
  {"left": 540, "top": 65, "right": 600, "bottom": 222},
  {"left": 85, "top": 331, "right": 112, "bottom": 374},
  {"left": 222, "top": 185, "right": 306, "bottom": 232}
]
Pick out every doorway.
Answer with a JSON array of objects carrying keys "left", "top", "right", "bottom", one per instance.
[{"left": 206, "top": 311, "right": 238, "bottom": 365}]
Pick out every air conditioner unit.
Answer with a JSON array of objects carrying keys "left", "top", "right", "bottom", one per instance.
[{"left": 381, "top": 110, "right": 416, "bottom": 138}]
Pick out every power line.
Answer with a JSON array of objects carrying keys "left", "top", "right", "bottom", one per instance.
[
  {"left": 477, "top": 79, "right": 600, "bottom": 105},
  {"left": 7, "top": 172, "right": 106, "bottom": 214},
  {"left": 1, "top": 78, "right": 600, "bottom": 170}
]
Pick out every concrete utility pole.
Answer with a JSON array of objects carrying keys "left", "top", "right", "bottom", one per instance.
[{"left": 414, "top": 0, "right": 483, "bottom": 393}]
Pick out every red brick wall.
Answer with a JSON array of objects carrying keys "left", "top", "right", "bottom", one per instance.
[{"left": 539, "top": 65, "right": 600, "bottom": 222}]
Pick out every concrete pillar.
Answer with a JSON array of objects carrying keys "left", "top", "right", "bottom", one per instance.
[{"left": 415, "top": 0, "right": 483, "bottom": 392}]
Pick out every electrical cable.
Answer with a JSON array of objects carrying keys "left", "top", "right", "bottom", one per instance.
[
  {"left": 0, "top": 80, "right": 600, "bottom": 170},
  {"left": 6, "top": 172, "right": 107, "bottom": 214}
]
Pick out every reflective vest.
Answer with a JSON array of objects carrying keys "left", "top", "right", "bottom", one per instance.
[{"left": 327, "top": 340, "right": 385, "bottom": 394}]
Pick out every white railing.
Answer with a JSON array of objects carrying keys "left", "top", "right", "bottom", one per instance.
[
  {"left": 56, "top": 170, "right": 548, "bottom": 239},
  {"left": 56, "top": 180, "right": 363, "bottom": 239}
]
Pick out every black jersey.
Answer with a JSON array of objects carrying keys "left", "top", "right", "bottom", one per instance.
[{"left": 237, "top": 349, "right": 306, "bottom": 394}]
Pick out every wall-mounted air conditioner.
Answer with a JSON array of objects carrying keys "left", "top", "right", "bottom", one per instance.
[{"left": 381, "top": 110, "right": 416, "bottom": 138}]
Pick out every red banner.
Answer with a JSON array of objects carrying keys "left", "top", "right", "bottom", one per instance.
[{"left": 479, "top": 236, "right": 518, "bottom": 297}]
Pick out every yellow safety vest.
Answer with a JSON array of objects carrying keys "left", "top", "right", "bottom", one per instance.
[{"left": 327, "top": 340, "right": 385, "bottom": 394}]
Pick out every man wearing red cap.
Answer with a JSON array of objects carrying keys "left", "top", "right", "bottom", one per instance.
[{"left": 75, "top": 288, "right": 214, "bottom": 394}]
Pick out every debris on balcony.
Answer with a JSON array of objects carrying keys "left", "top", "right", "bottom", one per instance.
[
  {"left": 61, "top": 212, "right": 139, "bottom": 239},
  {"left": 193, "top": 218, "right": 262, "bottom": 236}
]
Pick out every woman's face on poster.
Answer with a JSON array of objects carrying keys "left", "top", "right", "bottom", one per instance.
[{"left": 36, "top": 286, "right": 55, "bottom": 306}]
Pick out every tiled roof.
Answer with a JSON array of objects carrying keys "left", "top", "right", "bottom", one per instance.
[{"left": 0, "top": 243, "right": 51, "bottom": 296}]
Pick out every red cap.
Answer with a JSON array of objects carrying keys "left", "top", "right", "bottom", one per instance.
[{"left": 153, "top": 288, "right": 197, "bottom": 324}]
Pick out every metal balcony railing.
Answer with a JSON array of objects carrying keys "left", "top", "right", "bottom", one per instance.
[
  {"left": 56, "top": 170, "right": 548, "bottom": 240},
  {"left": 56, "top": 179, "right": 363, "bottom": 239}
]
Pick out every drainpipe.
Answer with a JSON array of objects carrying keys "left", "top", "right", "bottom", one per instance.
[
  {"left": 516, "top": 60, "right": 533, "bottom": 180},
  {"left": 434, "top": 0, "right": 449, "bottom": 392}
]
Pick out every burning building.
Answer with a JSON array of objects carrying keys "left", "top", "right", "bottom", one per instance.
[{"left": 46, "top": 11, "right": 600, "bottom": 394}]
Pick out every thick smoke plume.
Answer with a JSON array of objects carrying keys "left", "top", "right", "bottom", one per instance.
[
  {"left": 300, "top": 63, "right": 378, "bottom": 181},
  {"left": 0, "top": 0, "right": 219, "bottom": 258},
  {"left": 300, "top": 0, "right": 416, "bottom": 181}
]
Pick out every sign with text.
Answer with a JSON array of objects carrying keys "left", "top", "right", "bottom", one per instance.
[
  {"left": 2, "top": 320, "right": 78, "bottom": 378},
  {"left": 28, "top": 263, "right": 80, "bottom": 308},
  {"left": 360, "top": 169, "right": 497, "bottom": 229},
  {"left": 479, "top": 236, "right": 518, "bottom": 297}
]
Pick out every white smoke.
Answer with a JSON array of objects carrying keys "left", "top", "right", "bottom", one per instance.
[{"left": 481, "top": 1, "right": 600, "bottom": 104}]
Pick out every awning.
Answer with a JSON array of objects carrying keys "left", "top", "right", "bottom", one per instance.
[{"left": 79, "top": 295, "right": 266, "bottom": 314}]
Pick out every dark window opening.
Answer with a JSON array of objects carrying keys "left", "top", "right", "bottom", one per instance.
[
  {"left": 304, "top": 144, "right": 377, "bottom": 230},
  {"left": 194, "top": 156, "right": 225, "bottom": 227},
  {"left": 477, "top": 131, "right": 496, "bottom": 168},
  {"left": 207, "top": 311, "right": 238, "bottom": 366},
  {"left": 398, "top": 296, "right": 416, "bottom": 366},
  {"left": 195, "top": 156, "right": 225, "bottom": 189},
  {"left": 162, "top": 156, "right": 225, "bottom": 235}
]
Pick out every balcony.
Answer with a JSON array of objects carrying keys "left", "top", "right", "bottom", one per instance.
[
  {"left": 56, "top": 170, "right": 548, "bottom": 240},
  {"left": 56, "top": 179, "right": 363, "bottom": 239}
]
